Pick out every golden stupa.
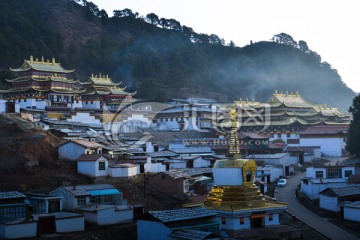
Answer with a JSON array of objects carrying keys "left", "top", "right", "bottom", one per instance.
[{"left": 204, "top": 105, "right": 287, "bottom": 212}]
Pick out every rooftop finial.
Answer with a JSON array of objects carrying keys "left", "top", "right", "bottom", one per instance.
[
  {"left": 228, "top": 105, "right": 241, "bottom": 159},
  {"left": 246, "top": 97, "right": 248, "bottom": 103},
  {"left": 52, "top": 57, "right": 55, "bottom": 64},
  {"left": 296, "top": 90, "right": 299, "bottom": 96},
  {"left": 286, "top": 90, "right": 288, "bottom": 96},
  {"left": 91, "top": 73, "right": 94, "bottom": 77},
  {"left": 240, "top": 97, "right": 242, "bottom": 102},
  {"left": 41, "top": 56, "right": 44, "bottom": 62},
  {"left": 30, "top": 55, "right": 33, "bottom": 63},
  {"left": 275, "top": 89, "right": 278, "bottom": 94}
]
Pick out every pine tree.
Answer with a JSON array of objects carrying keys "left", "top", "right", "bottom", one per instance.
[{"left": 346, "top": 94, "right": 360, "bottom": 156}]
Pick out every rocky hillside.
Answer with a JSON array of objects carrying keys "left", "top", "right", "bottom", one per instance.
[{"left": 0, "top": 113, "right": 89, "bottom": 191}]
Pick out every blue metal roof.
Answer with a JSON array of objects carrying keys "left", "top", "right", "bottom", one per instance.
[{"left": 88, "top": 189, "right": 121, "bottom": 196}]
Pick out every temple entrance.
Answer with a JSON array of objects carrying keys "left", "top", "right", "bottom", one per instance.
[
  {"left": 6, "top": 102, "right": 15, "bottom": 113},
  {"left": 251, "top": 215, "right": 265, "bottom": 228},
  {"left": 37, "top": 215, "right": 56, "bottom": 235}
]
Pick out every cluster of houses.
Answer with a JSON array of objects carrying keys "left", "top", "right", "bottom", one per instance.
[
  {"left": 0, "top": 184, "right": 136, "bottom": 239},
  {"left": 1, "top": 56, "right": 359, "bottom": 239},
  {"left": 299, "top": 165, "right": 360, "bottom": 222}
]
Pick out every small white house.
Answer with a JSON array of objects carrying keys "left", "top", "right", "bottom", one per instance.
[
  {"left": 255, "top": 165, "right": 284, "bottom": 183},
  {"left": 76, "top": 154, "right": 109, "bottom": 177},
  {"left": 306, "top": 166, "right": 355, "bottom": 179},
  {"left": 319, "top": 185, "right": 360, "bottom": 212},
  {"left": 301, "top": 178, "right": 348, "bottom": 200},
  {"left": 343, "top": 201, "right": 360, "bottom": 222},
  {"left": 77, "top": 204, "right": 133, "bottom": 225},
  {"left": 246, "top": 153, "right": 295, "bottom": 176},
  {"left": 108, "top": 163, "right": 137, "bottom": 178},
  {"left": 50, "top": 184, "right": 122, "bottom": 210},
  {"left": 58, "top": 139, "right": 104, "bottom": 161},
  {"left": 301, "top": 166, "right": 356, "bottom": 200}
]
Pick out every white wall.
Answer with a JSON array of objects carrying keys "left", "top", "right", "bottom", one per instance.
[
  {"left": 56, "top": 217, "right": 85, "bottom": 232},
  {"left": 301, "top": 181, "right": 348, "bottom": 200},
  {"left": 217, "top": 216, "right": 250, "bottom": 230},
  {"left": 108, "top": 166, "right": 137, "bottom": 177},
  {"left": 300, "top": 137, "right": 345, "bottom": 157},
  {"left": 0, "top": 99, "right": 7, "bottom": 113},
  {"left": 169, "top": 162, "right": 187, "bottom": 169},
  {"left": 68, "top": 112, "right": 101, "bottom": 125},
  {"left": 194, "top": 158, "right": 211, "bottom": 168},
  {"left": 83, "top": 206, "right": 133, "bottom": 225},
  {"left": 137, "top": 220, "right": 171, "bottom": 240},
  {"left": 306, "top": 167, "right": 326, "bottom": 178},
  {"left": 0, "top": 222, "right": 37, "bottom": 239},
  {"left": 344, "top": 207, "right": 360, "bottom": 222},
  {"left": 77, "top": 159, "right": 108, "bottom": 177},
  {"left": 265, "top": 213, "right": 280, "bottom": 226},
  {"left": 82, "top": 100, "right": 101, "bottom": 109},
  {"left": 213, "top": 168, "right": 243, "bottom": 186},
  {"left": 319, "top": 194, "right": 339, "bottom": 212}
]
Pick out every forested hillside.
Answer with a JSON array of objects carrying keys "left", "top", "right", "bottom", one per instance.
[{"left": 0, "top": 0, "right": 355, "bottom": 110}]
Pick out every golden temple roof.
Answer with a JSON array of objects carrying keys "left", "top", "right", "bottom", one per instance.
[{"left": 9, "top": 56, "right": 74, "bottom": 73}]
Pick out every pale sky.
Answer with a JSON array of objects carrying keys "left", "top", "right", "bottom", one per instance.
[{"left": 91, "top": 0, "right": 360, "bottom": 93}]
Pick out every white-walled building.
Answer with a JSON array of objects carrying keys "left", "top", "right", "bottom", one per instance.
[
  {"left": 58, "top": 139, "right": 104, "bottom": 161},
  {"left": 50, "top": 184, "right": 122, "bottom": 210},
  {"left": 301, "top": 166, "right": 355, "bottom": 200},
  {"left": 77, "top": 204, "right": 133, "bottom": 225},
  {"left": 306, "top": 166, "right": 355, "bottom": 179},
  {"left": 319, "top": 185, "right": 360, "bottom": 212},
  {"left": 298, "top": 125, "right": 348, "bottom": 157},
  {"left": 343, "top": 201, "right": 360, "bottom": 222},
  {"left": 76, "top": 154, "right": 109, "bottom": 177},
  {"left": 108, "top": 163, "right": 137, "bottom": 178},
  {"left": 255, "top": 165, "right": 284, "bottom": 183},
  {"left": 246, "top": 153, "right": 296, "bottom": 176}
]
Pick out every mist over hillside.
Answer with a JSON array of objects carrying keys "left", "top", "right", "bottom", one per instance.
[{"left": 0, "top": 0, "right": 355, "bottom": 110}]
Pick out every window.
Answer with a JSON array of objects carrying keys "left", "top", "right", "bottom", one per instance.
[
  {"left": 286, "top": 133, "right": 290, "bottom": 137},
  {"left": 240, "top": 217, "right": 245, "bottom": 225},
  {"left": 277, "top": 133, "right": 281, "bottom": 138},
  {"left": 77, "top": 196, "right": 86, "bottom": 206},
  {"left": 345, "top": 170, "right": 353, "bottom": 178},
  {"left": 269, "top": 214, "right": 273, "bottom": 221},
  {"left": 221, "top": 217, "right": 226, "bottom": 224},
  {"left": 327, "top": 168, "right": 342, "bottom": 178},
  {"left": 315, "top": 171, "right": 324, "bottom": 178},
  {"left": 99, "top": 162, "right": 106, "bottom": 170}
]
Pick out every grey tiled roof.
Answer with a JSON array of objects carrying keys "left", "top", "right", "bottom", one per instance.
[
  {"left": 149, "top": 207, "right": 215, "bottom": 223},
  {"left": 0, "top": 191, "right": 26, "bottom": 199}
]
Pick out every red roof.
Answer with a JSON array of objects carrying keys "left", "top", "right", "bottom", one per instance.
[
  {"left": 59, "top": 139, "right": 104, "bottom": 149},
  {"left": 76, "top": 154, "right": 109, "bottom": 162},
  {"left": 299, "top": 125, "right": 349, "bottom": 135}
]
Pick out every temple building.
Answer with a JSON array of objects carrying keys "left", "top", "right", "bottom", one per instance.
[
  {"left": 1, "top": 56, "right": 84, "bottom": 112},
  {"left": 232, "top": 90, "right": 351, "bottom": 132},
  {"left": 79, "top": 73, "right": 136, "bottom": 110},
  {"left": 204, "top": 106, "right": 288, "bottom": 234}
]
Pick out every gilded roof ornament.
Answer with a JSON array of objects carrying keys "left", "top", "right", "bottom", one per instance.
[{"left": 30, "top": 55, "right": 33, "bottom": 63}]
